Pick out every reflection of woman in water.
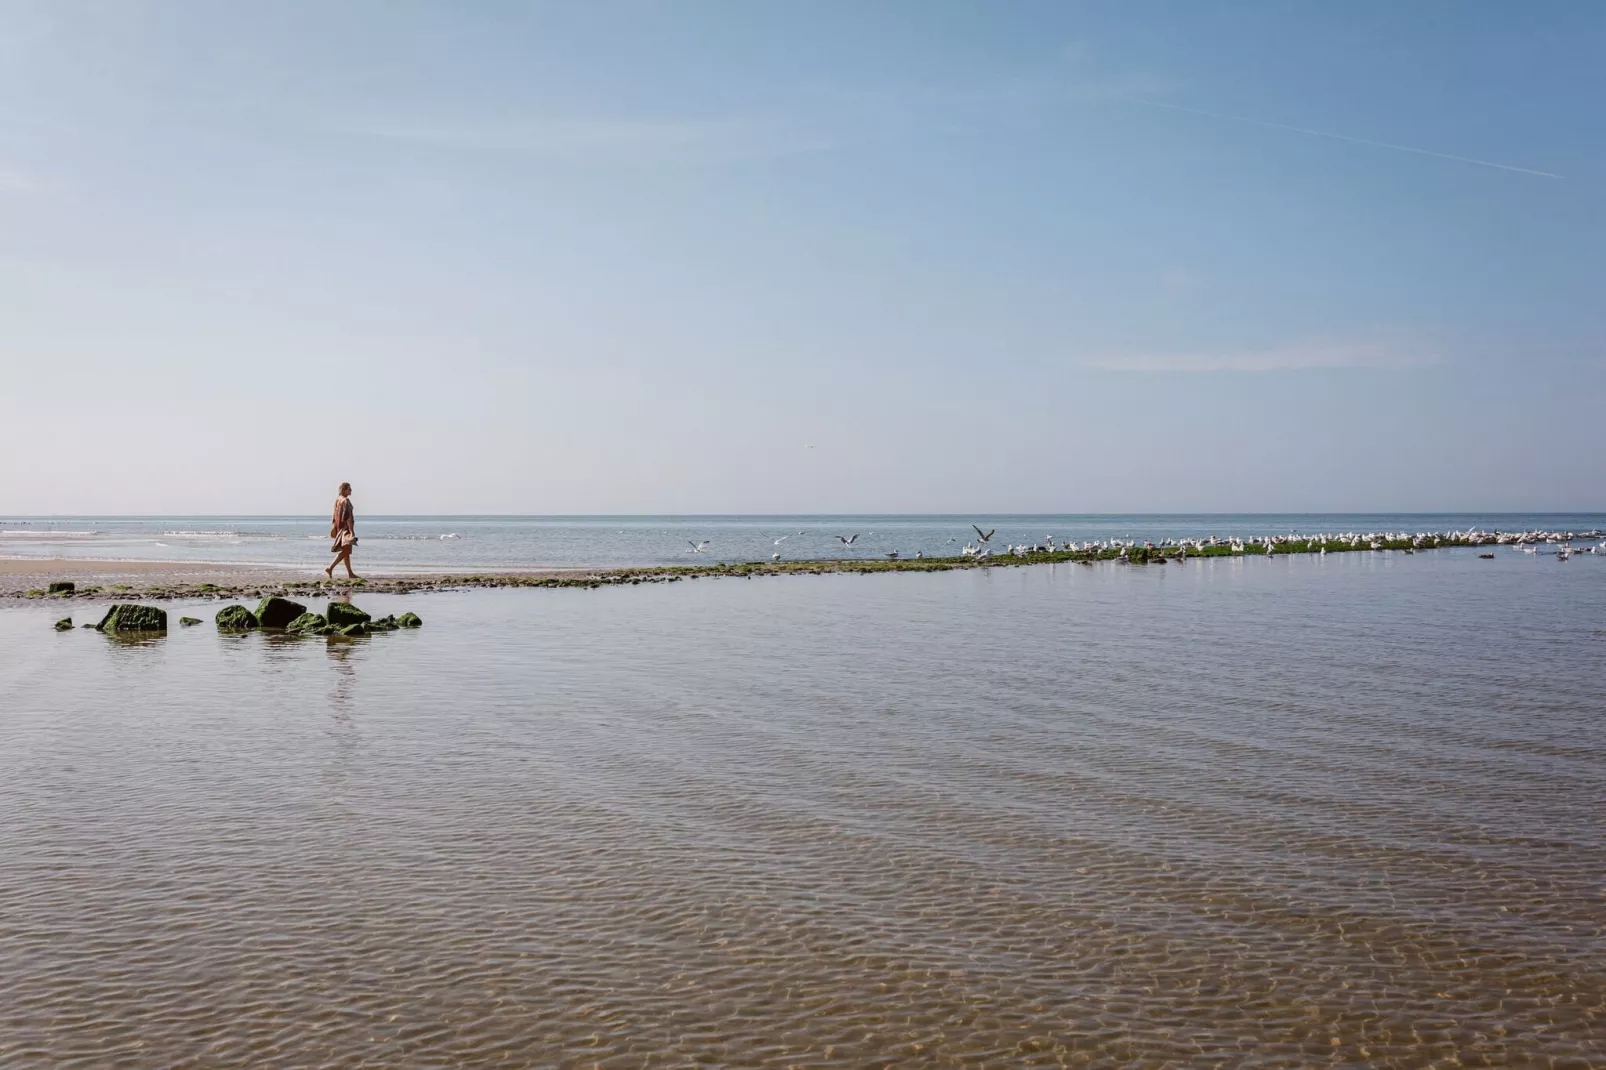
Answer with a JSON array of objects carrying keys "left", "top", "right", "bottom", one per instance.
[{"left": 326, "top": 481, "right": 359, "bottom": 580}]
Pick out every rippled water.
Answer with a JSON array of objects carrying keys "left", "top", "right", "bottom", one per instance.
[{"left": 2, "top": 550, "right": 1603, "bottom": 1067}]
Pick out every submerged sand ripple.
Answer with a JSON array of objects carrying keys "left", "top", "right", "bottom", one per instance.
[{"left": 0, "top": 556, "right": 1602, "bottom": 1066}]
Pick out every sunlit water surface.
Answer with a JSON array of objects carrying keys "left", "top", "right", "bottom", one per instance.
[{"left": 1, "top": 550, "right": 1602, "bottom": 1067}]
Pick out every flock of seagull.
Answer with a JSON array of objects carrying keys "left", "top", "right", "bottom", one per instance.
[{"left": 681, "top": 525, "right": 1606, "bottom": 563}]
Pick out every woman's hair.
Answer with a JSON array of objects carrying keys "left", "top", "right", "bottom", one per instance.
[{"left": 338, "top": 482, "right": 352, "bottom": 496}]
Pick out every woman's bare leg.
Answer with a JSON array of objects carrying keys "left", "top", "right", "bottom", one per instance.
[{"left": 327, "top": 547, "right": 356, "bottom": 580}]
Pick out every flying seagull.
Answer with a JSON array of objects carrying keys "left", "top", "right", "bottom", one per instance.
[
  {"left": 687, "top": 540, "right": 710, "bottom": 553},
  {"left": 835, "top": 534, "right": 859, "bottom": 545},
  {"left": 773, "top": 534, "right": 793, "bottom": 545},
  {"left": 973, "top": 525, "right": 995, "bottom": 543}
]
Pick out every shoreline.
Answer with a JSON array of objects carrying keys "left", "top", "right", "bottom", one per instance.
[{"left": 3, "top": 532, "right": 1592, "bottom": 603}]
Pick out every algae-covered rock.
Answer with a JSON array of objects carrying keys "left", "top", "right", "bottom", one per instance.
[
  {"left": 180, "top": 617, "right": 202, "bottom": 627},
  {"left": 215, "top": 604, "right": 260, "bottom": 631},
  {"left": 366, "top": 614, "right": 399, "bottom": 632},
  {"left": 47, "top": 581, "right": 75, "bottom": 595},
  {"left": 254, "top": 596, "right": 307, "bottom": 629},
  {"left": 396, "top": 612, "right": 423, "bottom": 628},
  {"left": 337, "top": 622, "right": 369, "bottom": 637},
  {"left": 97, "top": 604, "right": 168, "bottom": 632},
  {"left": 286, "top": 612, "right": 332, "bottom": 635},
  {"left": 326, "top": 601, "right": 371, "bottom": 627},
  {"left": 54, "top": 617, "right": 73, "bottom": 631}
]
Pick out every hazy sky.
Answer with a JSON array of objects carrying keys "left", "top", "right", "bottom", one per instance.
[{"left": 2, "top": 1, "right": 1602, "bottom": 515}]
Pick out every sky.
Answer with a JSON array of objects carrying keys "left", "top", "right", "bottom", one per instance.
[{"left": 1, "top": 1, "right": 1602, "bottom": 515}]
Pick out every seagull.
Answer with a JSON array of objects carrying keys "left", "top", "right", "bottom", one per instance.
[
  {"left": 772, "top": 552, "right": 781, "bottom": 561},
  {"left": 886, "top": 551, "right": 900, "bottom": 560},
  {"left": 773, "top": 535, "right": 793, "bottom": 545},
  {"left": 687, "top": 540, "right": 710, "bottom": 553},
  {"left": 972, "top": 525, "right": 995, "bottom": 543},
  {"left": 835, "top": 534, "right": 859, "bottom": 545}
]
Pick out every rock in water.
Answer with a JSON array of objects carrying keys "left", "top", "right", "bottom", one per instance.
[
  {"left": 97, "top": 604, "right": 168, "bottom": 632},
  {"left": 47, "top": 581, "right": 75, "bottom": 595},
  {"left": 286, "top": 612, "right": 332, "bottom": 635},
  {"left": 396, "top": 612, "right": 423, "bottom": 628},
  {"left": 54, "top": 617, "right": 73, "bottom": 631},
  {"left": 337, "top": 622, "right": 369, "bottom": 637},
  {"left": 366, "top": 615, "right": 399, "bottom": 632},
  {"left": 180, "top": 617, "right": 202, "bottom": 627},
  {"left": 215, "top": 604, "right": 260, "bottom": 631},
  {"left": 254, "top": 596, "right": 307, "bottom": 629},
  {"left": 326, "top": 601, "right": 371, "bottom": 627}
]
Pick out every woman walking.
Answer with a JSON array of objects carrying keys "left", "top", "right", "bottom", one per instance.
[{"left": 326, "top": 482, "right": 359, "bottom": 580}]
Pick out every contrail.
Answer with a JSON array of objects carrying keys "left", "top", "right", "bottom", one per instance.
[{"left": 1128, "top": 98, "right": 1562, "bottom": 179}]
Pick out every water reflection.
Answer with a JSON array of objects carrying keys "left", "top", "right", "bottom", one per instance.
[{"left": 1, "top": 557, "right": 1602, "bottom": 1067}]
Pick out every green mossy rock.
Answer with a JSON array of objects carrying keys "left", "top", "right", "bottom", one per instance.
[
  {"left": 366, "top": 614, "right": 399, "bottom": 632},
  {"left": 254, "top": 596, "right": 307, "bottom": 629},
  {"left": 286, "top": 612, "right": 332, "bottom": 635},
  {"left": 215, "top": 604, "right": 260, "bottom": 631},
  {"left": 47, "top": 581, "right": 75, "bottom": 595},
  {"left": 180, "top": 617, "right": 202, "bottom": 627},
  {"left": 337, "top": 622, "right": 369, "bottom": 637},
  {"left": 326, "top": 601, "right": 371, "bottom": 627},
  {"left": 97, "top": 604, "right": 168, "bottom": 632},
  {"left": 396, "top": 612, "right": 423, "bottom": 628},
  {"left": 54, "top": 617, "right": 73, "bottom": 631}
]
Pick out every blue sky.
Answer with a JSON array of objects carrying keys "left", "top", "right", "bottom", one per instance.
[{"left": 1, "top": 1, "right": 1601, "bottom": 514}]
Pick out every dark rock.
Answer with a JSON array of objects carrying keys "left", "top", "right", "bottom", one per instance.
[
  {"left": 286, "top": 612, "right": 332, "bottom": 635},
  {"left": 326, "top": 602, "right": 371, "bottom": 627},
  {"left": 366, "top": 614, "right": 399, "bottom": 632},
  {"left": 215, "top": 604, "right": 260, "bottom": 631},
  {"left": 54, "top": 617, "right": 73, "bottom": 631},
  {"left": 180, "top": 617, "right": 201, "bottom": 627},
  {"left": 81, "top": 622, "right": 97, "bottom": 629},
  {"left": 97, "top": 604, "right": 168, "bottom": 632},
  {"left": 47, "top": 581, "right": 75, "bottom": 595},
  {"left": 337, "top": 622, "right": 369, "bottom": 637},
  {"left": 254, "top": 596, "right": 307, "bottom": 629},
  {"left": 396, "top": 612, "right": 423, "bottom": 628}
]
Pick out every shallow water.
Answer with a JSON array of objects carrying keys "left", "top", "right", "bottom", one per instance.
[
  {"left": 1, "top": 550, "right": 1603, "bottom": 1067},
  {"left": 3, "top": 512, "right": 1603, "bottom": 571}
]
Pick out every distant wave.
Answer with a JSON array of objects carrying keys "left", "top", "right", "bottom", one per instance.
[{"left": 1, "top": 530, "right": 100, "bottom": 537}]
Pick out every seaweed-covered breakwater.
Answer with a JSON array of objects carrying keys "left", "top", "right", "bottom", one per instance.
[{"left": 9, "top": 527, "right": 1596, "bottom": 604}]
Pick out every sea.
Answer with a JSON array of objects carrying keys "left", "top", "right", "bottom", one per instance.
[
  {"left": 1, "top": 515, "right": 1603, "bottom": 1066},
  {"left": 3, "top": 512, "right": 1605, "bottom": 571}
]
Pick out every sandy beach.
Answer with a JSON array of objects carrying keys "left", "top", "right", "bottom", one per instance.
[{"left": 0, "top": 557, "right": 576, "bottom": 601}]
